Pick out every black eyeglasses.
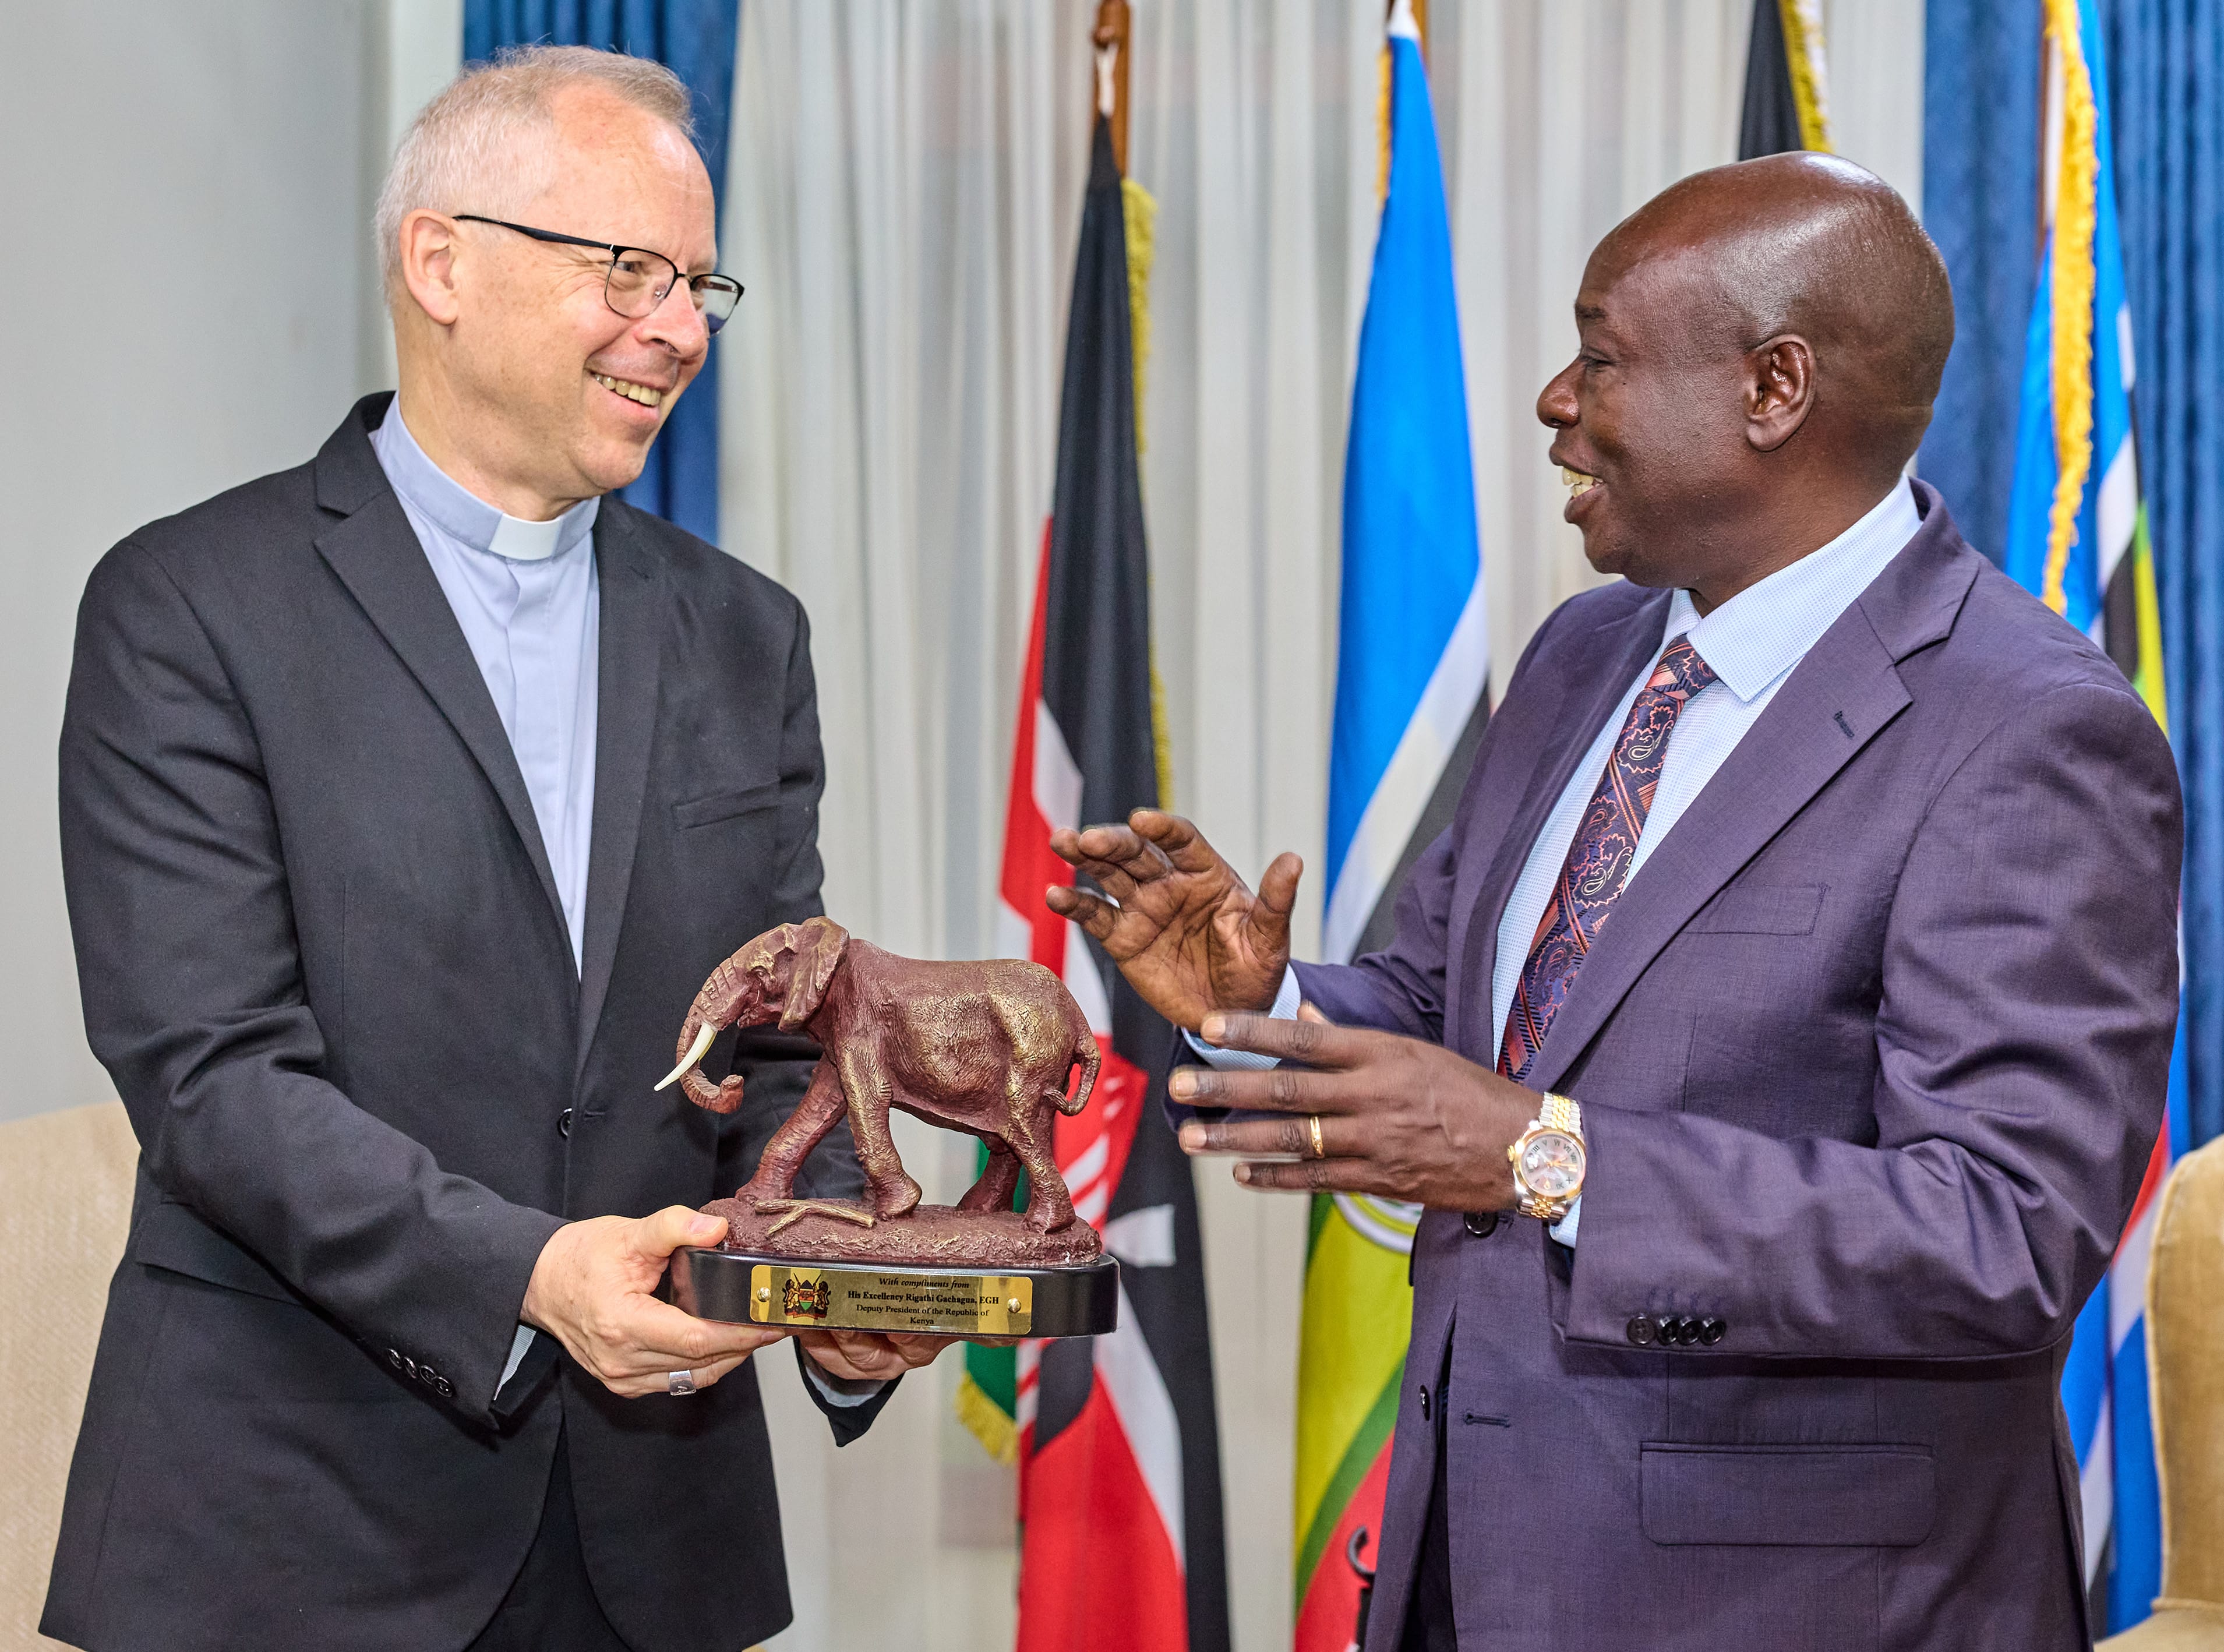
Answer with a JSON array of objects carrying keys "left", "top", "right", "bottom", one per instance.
[{"left": 453, "top": 214, "right": 743, "bottom": 334}]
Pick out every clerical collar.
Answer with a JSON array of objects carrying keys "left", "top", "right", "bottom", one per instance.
[{"left": 370, "top": 398, "right": 599, "bottom": 564}]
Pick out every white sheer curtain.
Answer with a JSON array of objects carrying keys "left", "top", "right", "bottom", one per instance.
[{"left": 719, "top": 4, "right": 1921, "bottom": 1647}]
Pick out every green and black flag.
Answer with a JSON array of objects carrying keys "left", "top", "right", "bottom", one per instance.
[{"left": 1739, "top": 0, "right": 1833, "bottom": 158}]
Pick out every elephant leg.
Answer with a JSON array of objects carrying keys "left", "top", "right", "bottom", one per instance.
[
  {"left": 735, "top": 1058, "right": 846, "bottom": 1204},
  {"left": 957, "top": 1139, "right": 1023, "bottom": 1214},
  {"left": 1006, "top": 1099, "right": 1076, "bottom": 1234},
  {"left": 837, "top": 1049, "right": 923, "bottom": 1220}
]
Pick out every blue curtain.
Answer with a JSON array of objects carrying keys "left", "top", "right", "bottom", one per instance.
[
  {"left": 1923, "top": 0, "right": 2224, "bottom": 1151},
  {"left": 463, "top": 1, "right": 740, "bottom": 547}
]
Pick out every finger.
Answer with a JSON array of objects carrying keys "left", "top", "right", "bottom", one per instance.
[
  {"left": 1297, "top": 1000, "right": 1338, "bottom": 1026},
  {"left": 881, "top": 1332, "right": 960, "bottom": 1368},
  {"left": 1131, "top": 810, "right": 1224, "bottom": 876},
  {"left": 1232, "top": 1156, "right": 1378, "bottom": 1194},
  {"left": 1068, "top": 822, "right": 1148, "bottom": 867},
  {"left": 1067, "top": 855, "right": 1145, "bottom": 905},
  {"left": 1167, "top": 1059, "right": 1354, "bottom": 1116},
  {"left": 1045, "top": 883, "right": 1121, "bottom": 942},
  {"left": 626, "top": 1297, "right": 788, "bottom": 1371},
  {"left": 684, "top": 1351, "right": 751, "bottom": 1391},
  {"left": 1085, "top": 825, "right": 1178, "bottom": 885},
  {"left": 633, "top": 1205, "right": 729, "bottom": 1262},
  {"left": 797, "top": 1328, "right": 900, "bottom": 1383},
  {"left": 1250, "top": 852, "right": 1304, "bottom": 950},
  {"left": 1194, "top": 1009, "right": 1369, "bottom": 1071},
  {"left": 1176, "top": 1113, "right": 1358, "bottom": 1158}
]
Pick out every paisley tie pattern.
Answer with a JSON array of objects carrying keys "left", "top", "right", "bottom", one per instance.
[{"left": 1498, "top": 637, "right": 1718, "bottom": 1082}]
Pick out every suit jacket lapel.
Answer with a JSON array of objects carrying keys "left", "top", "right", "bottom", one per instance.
[
  {"left": 576, "top": 504, "right": 665, "bottom": 1076},
  {"left": 1522, "top": 520, "right": 1979, "bottom": 1096},
  {"left": 1454, "top": 592, "right": 1669, "bottom": 1057},
  {"left": 313, "top": 473, "right": 571, "bottom": 954}
]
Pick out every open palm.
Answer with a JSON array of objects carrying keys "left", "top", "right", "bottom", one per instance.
[{"left": 1046, "top": 809, "right": 1301, "bottom": 1030}]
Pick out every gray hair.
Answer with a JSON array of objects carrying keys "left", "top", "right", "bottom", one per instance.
[{"left": 373, "top": 44, "right": 696, "bottom": 303}]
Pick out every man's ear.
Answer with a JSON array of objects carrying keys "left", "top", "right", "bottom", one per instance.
[
  {"left": 1745, "top": 334, "right": 1816, "bottom": 453},
  {"left": 397, "top": 209, "right": 464, "bottom": 327}
]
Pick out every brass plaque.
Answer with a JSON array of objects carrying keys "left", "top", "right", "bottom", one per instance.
[{"left": 747, "top": 1265, "right": 1034, "bottom": 1336}]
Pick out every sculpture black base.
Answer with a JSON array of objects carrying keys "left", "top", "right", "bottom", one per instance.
[{"left": 672, "top": 1248, "right": 1120, "bottom": 1339}]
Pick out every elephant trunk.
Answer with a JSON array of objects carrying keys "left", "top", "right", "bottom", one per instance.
[{"left": 656, "top": 952, "right": 763, "bottom": 1114}]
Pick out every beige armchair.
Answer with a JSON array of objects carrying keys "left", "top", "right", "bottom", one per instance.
[
  {"left": 0, "top": 1102, "right": 139, "bottom": 1652},
  {"left": 2101, "top": 1135, "right": 2224, "bottom": 1650}
]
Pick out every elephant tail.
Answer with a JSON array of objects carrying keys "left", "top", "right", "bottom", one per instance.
[{"left": 1057, "top": 1022, "right": 1100, "bottom": 1117}]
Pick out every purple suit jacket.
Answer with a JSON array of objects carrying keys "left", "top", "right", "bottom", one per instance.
[{"left": 1296, "top": 488, "right": 2180, "bottom": 1652}]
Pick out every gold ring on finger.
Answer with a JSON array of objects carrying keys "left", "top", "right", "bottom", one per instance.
[{"left": 1307, "top": 1114, "right": 1325, "bottom": 1160}]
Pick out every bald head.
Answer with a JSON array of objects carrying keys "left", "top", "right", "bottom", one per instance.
[
  {"left": 1538, "top": 154, "right": 1955, "bottom": 609},
  {"left": 1599, "top": 153, "right": 1954, "bottom": 464}
]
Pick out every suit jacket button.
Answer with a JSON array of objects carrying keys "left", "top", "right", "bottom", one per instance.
[
  {"left": 435, "top": 1376, "right": 455, "bottom": 1399},
  {"left": 1678, "top": 1316, "right": 1704, "bottom": 1346},
  {"left": 1463, "top": 1212, "right": 1498, "bottom": 1238},
  {"left": 387, "top": 1348, "right": 404, "bottom": 1370},
  {"left": 1699, "top": 1317, "right": 1726, "bottom": 1345},
  {"left": 403, "top": 1356, "right": 418, "bottom": 1379},
  {"left": 557, "top": 1107, "right": 574, "bottom": 1138},
  {"left": 1626, "top": 1316, "right": 1656, "bottom": 1347},
  {"left": 418, "top": 1362, "right": 440, "bottom": 1385},
  {"left": 1418, "top": 1383, "right": 1431, "bottom": 1421}
]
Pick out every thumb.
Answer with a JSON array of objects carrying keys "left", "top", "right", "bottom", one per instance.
[
  {"left": 1251, "top": 852, "right": 1303, "bottom": 941},
  {"left": 637, "top": 1204, "right": 728, "bottom": 1261}
]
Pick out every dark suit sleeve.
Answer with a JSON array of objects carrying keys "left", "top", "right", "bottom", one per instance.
[
  {"left": 1561, "top": 680, "right": 2182, "bottom": 1360},
  {"left": 61, "top": 541, "right": 564, "bottom": 1428}
]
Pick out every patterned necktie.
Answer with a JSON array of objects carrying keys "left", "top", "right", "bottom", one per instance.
[{"left": 1498, "top": 636, "right": 1718, "bottom": 1083}]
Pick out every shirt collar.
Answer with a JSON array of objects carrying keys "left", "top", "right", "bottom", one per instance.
[
  {"left": 370, "top": 398, "right": 599, "bottom": 564},
  {"left": 1664, "top": 475, "right": 1922, "bottom": 702}
]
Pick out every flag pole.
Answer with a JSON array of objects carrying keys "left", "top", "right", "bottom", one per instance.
[{"left": 1092, "top": 0, "right": 1131, "bottom": 172}]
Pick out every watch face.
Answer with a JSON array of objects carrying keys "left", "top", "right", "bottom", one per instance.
[{"left": 1519, "top": 1131, "right": 1586, "bottom": 1199}]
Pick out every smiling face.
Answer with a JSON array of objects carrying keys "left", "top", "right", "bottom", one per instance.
[
  {"left": 1534, "top": 155, "right": 1957, "bottom": 610},
  {"left": 1535, "top": 235, "right": 1763, "bottom": 593},
  {"left": 393, "top": 82, "right": 718, "bottom": 518}
]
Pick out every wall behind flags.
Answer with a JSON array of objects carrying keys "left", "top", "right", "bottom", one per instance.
[{"left": 0, "top": 3, "right": 1919, "bottom": 1650}]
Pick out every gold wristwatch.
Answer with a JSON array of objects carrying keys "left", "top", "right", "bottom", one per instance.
[{"left": 1507, "top": 1094, "right": 1586, "bottom": 1222}]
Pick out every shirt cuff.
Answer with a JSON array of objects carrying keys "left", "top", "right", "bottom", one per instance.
[
  {"left": 495, "top": 1323, "right": 535, "bottom": 1401},
  {"left": 1180, "top": 966, "right": 1303, "bottom": 1070},
  {"left": 800, "top": 1351, "right": 887, "bottom": 1408},
  {"left": 1550, "top": 1196, "right": 1581, "bottom": 1248}
]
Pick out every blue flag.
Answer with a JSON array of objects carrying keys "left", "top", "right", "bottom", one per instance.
[
  {"left": 1322, "top": 0, "right": 1488, "bottom": 966},
  {"left": 2001, "top": 0, "right": 2180, "bottom": 1631}
]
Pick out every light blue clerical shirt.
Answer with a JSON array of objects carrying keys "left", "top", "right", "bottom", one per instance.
[
  {"left": 1194, "top": 476, "right": 1925, "bottom": 1246},
  {"left": 370, "top": 401, "right": 601, "bottom": 969},
  {"left": 369, "top": 401, "right": 876, "bottom": 1407}
]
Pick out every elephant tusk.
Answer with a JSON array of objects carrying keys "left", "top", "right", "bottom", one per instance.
[{"left": 655, "top": 1021, "right": 721, "bottom": 1092}]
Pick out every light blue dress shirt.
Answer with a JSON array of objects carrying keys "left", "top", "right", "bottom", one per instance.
[
  {"left": 369, "top": 402, "right": 876, "bottom": 1406},
  {"left": 1194, "top": 477, "right": 1925, "bottom": 1246}
]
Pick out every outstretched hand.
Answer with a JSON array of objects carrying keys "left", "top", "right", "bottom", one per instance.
[{"left": 1046, "top": 809, "right": 1300, "bottom": 1030}]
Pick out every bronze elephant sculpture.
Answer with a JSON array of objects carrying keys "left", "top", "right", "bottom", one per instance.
[{"left": 659, "top": 917, "right": 1100, "bottom": 1233}]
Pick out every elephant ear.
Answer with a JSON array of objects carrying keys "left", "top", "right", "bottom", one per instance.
[{"left": 780, "top": 917, "right": 850, "bottom": 1032}]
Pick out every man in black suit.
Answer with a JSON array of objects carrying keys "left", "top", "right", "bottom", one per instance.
[{"left": 44, "top": 45, "right": 949, "bottom": 1652}]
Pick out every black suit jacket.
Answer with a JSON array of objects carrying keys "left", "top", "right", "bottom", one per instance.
[{"left": 44, "top": 396, "right": 889, "bottom": 1652}]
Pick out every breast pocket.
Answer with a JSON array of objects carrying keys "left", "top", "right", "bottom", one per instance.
[
  {"left": 672, "top": 779, "right": 783, "bottom": 830},
  {"left": 1685, "top": 881, "right": 1826, "bottom": 936}
]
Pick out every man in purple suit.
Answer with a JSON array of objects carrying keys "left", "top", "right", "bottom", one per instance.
[{"left": 1049, "top": 154, "right": 2181, "bottom": 1650}]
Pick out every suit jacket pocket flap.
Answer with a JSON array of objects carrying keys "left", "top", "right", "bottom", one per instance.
[
  {"left": 1640, "top": 1443, "right": 1934, "bottom": 1547},
  {"left": 135, "top": 1199, "right": 299, "bottom": 1305},
  {"left": 1685, "top": 882, "right": 1826, "bottom": 935},
  {"left": 672, "top": 780, "right": 782, "bottom": 829}
]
